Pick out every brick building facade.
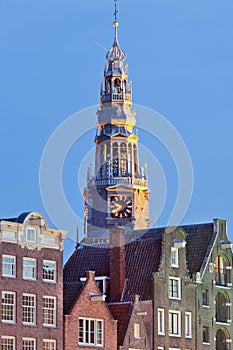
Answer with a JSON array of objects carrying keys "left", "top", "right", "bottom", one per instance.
[{"left": 0, "top": 212, "right": 66, "bottom": 350}]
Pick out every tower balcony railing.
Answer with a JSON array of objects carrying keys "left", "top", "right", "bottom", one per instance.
[
  {"left": 101, "top": 92, "right": 131, "bottom": 103},
  {"left": 89, "top": 176, "right": 148, "bottom": 188}
]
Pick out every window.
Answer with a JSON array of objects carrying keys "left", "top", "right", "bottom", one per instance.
[
  {"left": 22, "top": 338, "right": 35, "bottom": 350},
  {"left": 203, "top": 326, "right": 210, "bottom": 343},
  {"left": 26, "top": 228, "right": 36, "bottom": 242},
  {"left": 158, "top": 308, "right": 165, "bottom": 335},
  {"left": 78, "top": 318, "right": 104, "bottom": 346},
  {"left": 23, "top": 258, "right": 36, "bottom": 280},
  {"left": 80, "top": 276, "right": 109, "bottom": 294},
  {"left": 215, "top": 292, "right": 230, "bottom": 323},
  {"left": 1, "top": 336, "right": 15, "bottom": 350},
  {"left": 43, "top": 297, "right": 56, "bottom": 327},
  {"left": 43, "top": 261, "right": 56, "bottom": 283},
  {"left": 2, "top": 256, "right": 16, "bottom": 278},
  {"left": 43, "top": 340, "right": 56, "bottom": 350},
  {"left": 169, "top": 310, "right": 181, "bottom": 337},
  {"left": 171, "top": 248, "right": 179, "bottom": 267},
  {"left": 22, "top": 294, "right": 36, "bottom": 325},
  {"left": 169, "top": 277, "right": 181, "bottom": 299},
  {"left": 202, "top": 289, "right": 209, "bottom": 306},
  {"left": 134, "top": 323, "right": 140, "bottom": 338},
  {"left": 215, "top": 255, "right": 230, "bottom": 287},
  {"left": 185, "top": 312, "right": 192, "bottom": 338},
  {"left": 1, "top": 292, "right": 15, "bottom": 323}
]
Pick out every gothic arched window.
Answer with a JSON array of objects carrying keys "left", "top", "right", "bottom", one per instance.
[
  {"left": 120, "top": 142, "right": 127, "bottom": 176},
  {"left": 215, "top": 256, "right": 230, "bottom": 287},
  {"left": 215, "top": 292, "right": 230, "bottom": 323},
  {"left": 216, "top": 328, "right": 230, "bottom": 350},
  {"left": 113, "top": 142, "right": 119, "bottom": 177}
]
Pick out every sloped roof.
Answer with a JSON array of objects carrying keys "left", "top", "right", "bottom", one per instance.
[
  {"left": 64, "top": 245, "right": 110, "bottom": 283},
  {"left": 63, "top": 223, "right": 216, "bottom": 312},
  {"left": 108, "top": 302, "right": 132, "bottom": 346},
  {"left": 183, "top": 223, "right": 215, "bottom": 274},
  {"left": 63, "top": 282, "right": 83, "bottom": 315},
  {"left": 0, "top": 212, "right": 32, "bottom": 223}
]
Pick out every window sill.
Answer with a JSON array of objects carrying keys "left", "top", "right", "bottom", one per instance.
[
  {"left": 1, "top": 320, "right": 16, "bottom": 324},
  {"left": 202, "top": 305, "right": 210, "bottom": 308},
  {"left": 2, "top": 275, "right": 16, "bottom": 279},
  {"left": 23, "top": 278, "right": 37, "bottom": 282},
  {"left": 43, "top": 280, "right": 56, "bottom": 284},
  {"left": 203, "top": 342, "right": 210, "bottom": 345},
  {"left": 78, "top": 343, "right": 103, "bottom": 348},
  {"left": 43, "top": 324, "right": 56, "bottom": 328},
  {"left": 169, "top": 333, "right": 181, "bottom": 338}
]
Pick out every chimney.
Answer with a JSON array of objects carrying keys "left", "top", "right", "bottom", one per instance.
[{"left": 109, "top": 226, "right": 126, "bottom": 302}]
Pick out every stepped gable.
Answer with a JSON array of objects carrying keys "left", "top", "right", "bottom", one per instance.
[{"left": 108, "top": 302, "right": 132, "bottom": 346}]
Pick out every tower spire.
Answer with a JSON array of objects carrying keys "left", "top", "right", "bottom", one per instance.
[{"left": 113, "top": 0, "right": 119, "bottom": 41}]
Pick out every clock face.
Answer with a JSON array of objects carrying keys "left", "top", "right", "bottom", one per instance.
[{"left": 110, "top": 195, "right": 132, "bottom": 219}]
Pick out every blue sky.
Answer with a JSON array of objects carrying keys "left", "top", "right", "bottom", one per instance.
[{"left": 0, "top": 0, "right": 233, "bottom": 262}]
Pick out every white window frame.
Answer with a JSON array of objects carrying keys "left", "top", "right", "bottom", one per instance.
[
  {"left": 23, "top": 258, "right": 36, "bottom": 280},
  {"left": 158, "top": 308, "right": 165, "bottom": 335},
  {"left": 185, "top": 312, "right": 192, "bottom": 338},
  {"left": 43, "top": 339, "right": 56, "bottom": 350},
  {"left": 43, "top": 260, "right": 56, "bottom": 283},
  {"left": 1, "top": 336, "right": 15, "bottom": 350},
  {"left": 22, "top": 338, "right": 36, "bottom": 350},
  {"left": 169, "top": 310, "right": 181, "bottom": 337},
  {"left": 80, "top": 276, "right": 109, "bottom": 294},
  {"left": 2, "top": 255, "right": 16, "bottom": 278},
  {"left": 26, "top": 227, "right": 36, "bottom": 243},
  {"left": 43, "top": 296, "right": 56, "bottom": 327},
  {"left": 171, "top": 247, "right": 179, "bottom": 268},
  {"left": 169, "top": 277, "right": 181, "bottom": 300},
  {"left": 78, "top": 317, "right": 104, "bottom": 347},
  {"left": 1, "top": 291, "right": 16, "bottom": 324},
  {"left": 22, "top": 294, "right": 36, "bottom": 325}
]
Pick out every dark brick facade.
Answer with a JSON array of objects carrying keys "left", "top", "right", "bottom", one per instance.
[
  {"left": 153, "top": 227, "right": 196, "bottom": 349},
  {"left": 0, "top": 212, "right": 66, "bottom": 349}
]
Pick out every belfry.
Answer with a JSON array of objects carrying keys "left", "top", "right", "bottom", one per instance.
[{"left": 84, "top": 0, "right": 150, "bottom": 238}]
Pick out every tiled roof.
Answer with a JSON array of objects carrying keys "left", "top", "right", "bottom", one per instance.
[
  {"left": 182, "top": 223, "right": 215, "bottom": 274},
  {"left": 63, "top": 223, "right": 216, "bottom": 312},
  {"left": 63, "top": 245, "right": 110, "bottom": 283},
  {"left": 63, "top": 282, "right": 83, "bottom": 315},
  {"left": 108, "top": 302, "right": 132, "bottom": 346},
  {"left": 124, "top": 236, "right": 162, "bottom": 301}
]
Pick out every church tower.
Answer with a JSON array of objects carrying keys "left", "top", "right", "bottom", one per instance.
[{"left": 84, "top": 1, "right": 150, "bottom": 238}]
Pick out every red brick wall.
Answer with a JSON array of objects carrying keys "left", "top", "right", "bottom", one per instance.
[
  {"left": 110, "top": 228, "right": 126, "bottom": 302},
  {"left": 64, "top": 271, "right": 117, "bottom": 350},
  {"left": 0, "top": 241, "right": 63, "bottom": 349}
]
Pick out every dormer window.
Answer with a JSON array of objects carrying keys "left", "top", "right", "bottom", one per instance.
[
  {"left": 80, "top": 276, "right": 110, "bottom": 294},
  {"left": 171, "top": 248, "right": 179, "bottom": 268},
  {"left": 26, "top": 228, "right": 36, "bottom": 243}
]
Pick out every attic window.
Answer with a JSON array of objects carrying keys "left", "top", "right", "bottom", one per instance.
[
  {"left": 26, "top": 228, "right": 36, "bottom": 243},
  {"left": 80, "top": 276, "right": 109, "bottom": 294},
  {"left": 171, "top": 248, "right": 179, "bottom": 268},
  {"left": 134, "top": 323, "right": 140, "bottom": 339}
]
